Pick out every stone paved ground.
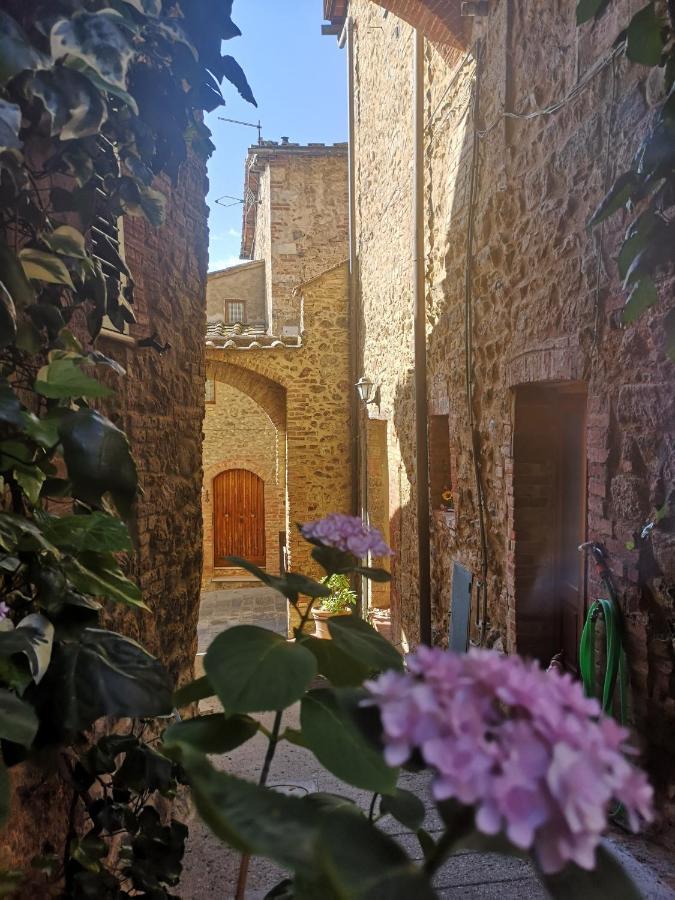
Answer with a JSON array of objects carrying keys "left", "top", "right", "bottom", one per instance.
[{"left": 181, "top": 587, "right": 675, "bottom": 899}]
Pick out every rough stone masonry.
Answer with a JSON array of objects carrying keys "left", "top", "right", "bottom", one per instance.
[{"left": 342, "top": 0, "right": 674, "bottom": 839}]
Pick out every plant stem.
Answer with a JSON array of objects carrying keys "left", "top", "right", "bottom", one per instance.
[
  {"left": 368, "top": 792, "right": 379, "bottom": 823},
  {"left": 235, "top": 710, "right": 283, "bottom": 900}
]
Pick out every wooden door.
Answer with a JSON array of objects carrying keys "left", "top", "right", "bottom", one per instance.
[
  {"left": 556, "top": 391, "right": 587, "bottom": 673},
  {"left": 514, "top": 385, "right": 587, "bottom": 669},
  {"left": 213, "top": 469, "right": 265, "bottom": 567}
]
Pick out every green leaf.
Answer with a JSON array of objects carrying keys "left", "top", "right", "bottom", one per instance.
[
  {"left": 63, "top": 57, "right": 139, "bottom": 116},
  {"left": 617, "top": 212, "right": 657, "bottom": 281},
  {"left": 46, "top": 628, "right": 172, "bottom": 732},
  {"left": 0, "top": 239, "right": 35, "bottom": 309},
  {"left": 43, "top": 226, "right": 87, "bottom": 259},
  {"left": 22, "top": 410, "right": 64, "bottom": 449},
  {"left": 354, "top": 566, "right": 391, "bottom": 583},
  {"left": 204, "top": 625, "right": 317, "bottom": 713},
  {"left": 217, "top": 55, "right": 257, "bottom": 106},
  {"left": 626, "top": 3, "right": 665, "bottom": 67},
  {"left": 539, "top": 845, "right": 642, "bottom": 900},
  {"left": 19, "top": 248, "right": 75, "bottom": 288},
  {"left": 0, "top": 11, "right": 47, "bottom": 85},
  {"left": 173, "top": 675, "right": 214, "bottom": 707},
  {"left": 35, "top": 357, "right": 112, "bottom": 399},
  {"left": 316, "top": 810, "right": 436, "bottom": 899},
  {"left": 120, "top": 0, "right": 161, "bottom": 15},
  {"left": 27, "top": 68, "right": 108, "bottom": 141},
  {"left": 0, "top": 688, "right": 38, "bottom": 746},
  {"left": 45, "top": 512, "right": 132, "bottom": 554},
  {"left": 13, "top": 464, "right": 45, "bottom": 505},
  {"left": 622, "top": 277, "right": 658, "bottom": 325},
  {"left": 181, "top": 751, "right": 320, "bottom": 871},
  {"left": 163, "top": 714, "right": 258, "bottom": 754},
  {"left": 416, "top": 828, "right": 437, "bottom": 862},
  {"left": 59, "top": 409, "right": 138, "bottom": 519},
  {"left": 63, "top": 555, "right": 147, "bottom": 610},
  {"left": 380, "top": 788, "right": 426, "bottom": 831},
  {"left": 0, "top": 382, "right": 23, "bottom": 427},
  {"left": 588, "top": 172, "right": 638, "bottom": 229},
  {"left": 0, "top": 284, "right": 15, "bottom": 348},
  {"left": 328, "top": 614, "right": 403, "bottom": 674},
  {"left": 300, "top": 688, "right": 398, "bottom": 794},
  {"left": 297, "top": 632, "right": 372, "bottom": 687},
  {"left": 0, "top": 512, "right": 58, "bottom": 555},
  {"left": 0, "top": 100, "right": 21, "bottom": 154},
  {"left": 13, "top": 614, "right": 53, "bottom": 684},
  {"left": 50, "top": 12, "right": 134, "bottom": 91},
  {"left": 575, "top": 0, "right": 609, "bottom": 25},
  {"left": 225, "top": 557, "right": 330, "bottom": 602}
]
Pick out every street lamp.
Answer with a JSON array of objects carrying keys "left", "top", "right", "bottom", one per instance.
[{"left": 355, "top": 375, "right": 377, "bottom": 405}]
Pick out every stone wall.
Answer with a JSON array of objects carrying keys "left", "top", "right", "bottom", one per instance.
[
  {"left": 349, "top": 0, "right": 674, "bottom": 833},
  {"left": 243, "top": 144, "right": 349, "bottom": 334},
  {"left": 201, "top": 380, "right": 284, "bottom": 588},
  {"left": 205, "top": 262, "right": 352, "bottom": 589},
  {"left": 2, "top": 154, "right": 208, "bottom": 872},
  {"left": 207, "top": 260, "right": 265, "bottom": 323}
]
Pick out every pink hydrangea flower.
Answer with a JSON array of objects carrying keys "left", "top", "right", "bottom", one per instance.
[
  {"left": 301, "top": 514, "right": 392, "bottom": 558},
  {"left": 365, "top": 648, "right": 653, "bottom": 874},
  {"left": 0, "top": 601, "right": 9, "bottom": 621}
]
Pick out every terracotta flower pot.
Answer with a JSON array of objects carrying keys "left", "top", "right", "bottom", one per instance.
[{"left": 311, "top": 607, "right": 351, "bottom": 640}]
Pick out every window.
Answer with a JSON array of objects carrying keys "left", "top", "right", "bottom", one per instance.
[
  {"left": 225, "top": 300, "right": 245, "bottom": 324},
  {"left": 429, "top": 415, "right": 453, "bottom": 512},
  {"left": 205, "top": 378, "right": 216, "bottom": 404}
]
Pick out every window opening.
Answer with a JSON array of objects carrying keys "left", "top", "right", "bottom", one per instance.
[{"left": 225, "top": 300, "right": 245, "bottom": 325}]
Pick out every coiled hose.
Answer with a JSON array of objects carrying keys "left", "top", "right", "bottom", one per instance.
[{"left": 579, "top": 597, "right": 628, "bottom": 720}]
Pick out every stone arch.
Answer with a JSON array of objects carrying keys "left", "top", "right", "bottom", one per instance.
[
  {"left": 207, "top": 358, "right": 287, "bottom": 431},
  {"left": 371, "top": 1, "right": 467, "bottom": 49}
]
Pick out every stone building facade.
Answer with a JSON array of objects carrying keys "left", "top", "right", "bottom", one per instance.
[
  {"left": 323, "top": 0, "right": 674, "bottom": 834},
  {"left": 3, "top": 157, "right": 208, "bottom": 870},
  {"left": 203, "top": 144, "right": 353, "bottom": 606}
]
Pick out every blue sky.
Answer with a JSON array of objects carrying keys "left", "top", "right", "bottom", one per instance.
[{"left": 206, "top": 1, "right": 348, "bottom": 272}]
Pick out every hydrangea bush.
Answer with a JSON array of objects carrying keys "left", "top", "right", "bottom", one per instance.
[{"left": 164, "top": 517, "right": 651, "bottom": 899}]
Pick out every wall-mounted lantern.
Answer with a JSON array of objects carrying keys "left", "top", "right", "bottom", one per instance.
[{"left": 355, "top": 375, "right": 377, "bottom": 405}]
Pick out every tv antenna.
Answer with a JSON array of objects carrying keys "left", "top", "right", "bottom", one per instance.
[
  {"left": 218, "top": 116, "right": 263, "bottom": 144},
  {"left": 215, "top": 194, "right": 244, "bottom": 208}
]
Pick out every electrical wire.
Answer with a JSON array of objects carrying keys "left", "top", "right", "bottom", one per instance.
[{"left": 463, "top": 42, "right": 490, "bottom": 646}]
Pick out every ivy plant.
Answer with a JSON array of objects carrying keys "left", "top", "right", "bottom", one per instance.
[
  {"left": 0, "top": 0, "right": 254, "bottom": 885},
  {"left": 578, "top": 0, "right": 675, "bottom": 354}
]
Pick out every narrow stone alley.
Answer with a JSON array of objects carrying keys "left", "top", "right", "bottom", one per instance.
[{"left": 180, "top": 589, "right": 675, "bottom": 899}]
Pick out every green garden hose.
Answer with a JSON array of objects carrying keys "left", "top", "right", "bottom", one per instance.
[{"left": 579, "top": 597, "right": 628, "bottom": 721}]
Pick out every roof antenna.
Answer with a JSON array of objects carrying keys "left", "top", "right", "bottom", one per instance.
[{"left": 218, "top": 116, "right": 263, "bottom": 144}]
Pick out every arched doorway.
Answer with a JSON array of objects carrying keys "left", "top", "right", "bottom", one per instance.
[{"left": 213, "top": 469, "right": 266, "bottom": 568}]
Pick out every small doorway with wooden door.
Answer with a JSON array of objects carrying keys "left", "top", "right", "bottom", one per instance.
[
  {"left": 513, "top": 383, "right": 587, "bottom": 672},
  {"left": 213, "top": 469, "right": 266, "bottom": 568}
]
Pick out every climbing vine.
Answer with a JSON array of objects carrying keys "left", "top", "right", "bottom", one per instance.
[
  {"left": 578, "top": 0, "right": 675, "bottom": 356},
  {"left": 0, "top": 0, "right": 253, "bottom": 893}
]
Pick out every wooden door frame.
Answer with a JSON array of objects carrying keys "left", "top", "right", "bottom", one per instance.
[{"left": 213, "top": 468, "right": 266, "bottom": 568}]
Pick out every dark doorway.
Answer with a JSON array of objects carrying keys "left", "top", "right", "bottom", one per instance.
[
  {"left": 513, "top": 384, "right": 587, "bottom": 671},
  {"left": 213, "top": 469, "right": 266, "bottom": 568}
]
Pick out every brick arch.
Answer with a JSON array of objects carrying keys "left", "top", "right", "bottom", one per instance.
[
  {"left": 371, "top": 1, "right": 466, "bottom": 48},
  {"left": 208, "top": 359, "right": 287, "bottom": 431}
]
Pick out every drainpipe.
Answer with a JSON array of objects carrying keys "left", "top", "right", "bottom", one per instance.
[
  {"left": 413, "top": 29, "right": 432, "bottom": 646},
  {"left": 341, "top": 16, "right": 366, "bottom": 616}
]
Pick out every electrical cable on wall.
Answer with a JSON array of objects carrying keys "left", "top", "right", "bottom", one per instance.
[{"left": 463, "top": 41, "right": 490, "bottom": 646}]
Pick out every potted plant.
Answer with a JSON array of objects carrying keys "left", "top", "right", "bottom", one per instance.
[{"left": 312, "top": 573, "right": 357, "bottom": 639}]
